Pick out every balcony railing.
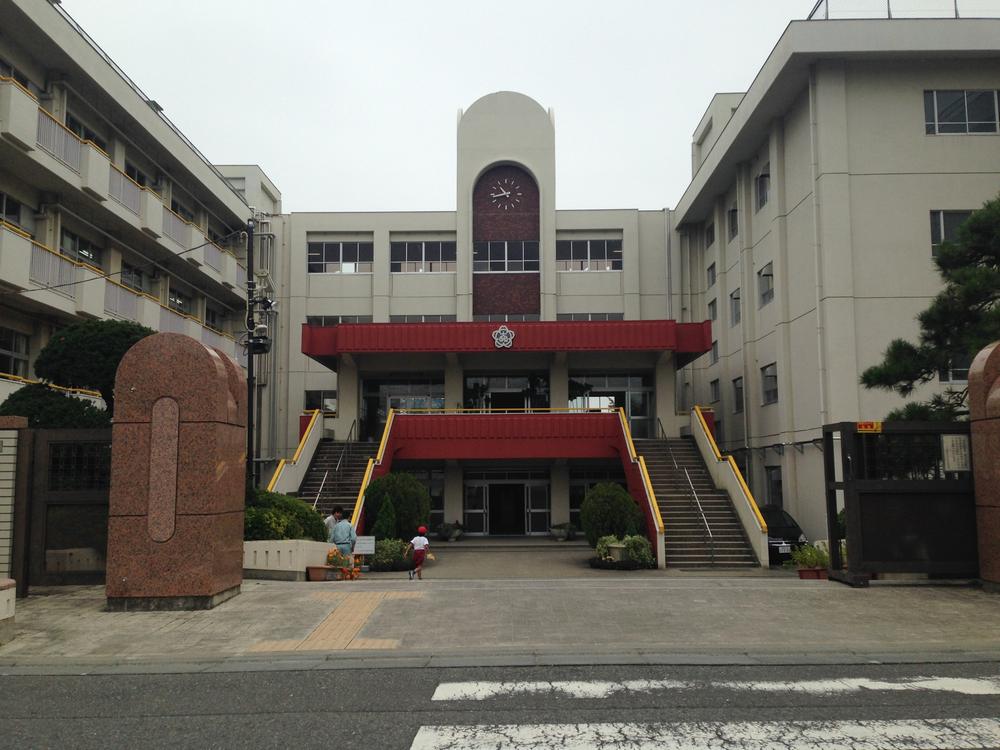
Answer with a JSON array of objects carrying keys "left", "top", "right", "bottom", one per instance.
[
  {"left": 36, "top": 109, "right": 81, "bottom": 172},
  {"left": 159, "top": 305, "right": 188, "bottom": 333},
  {"left": 808, "top": 0, "right": 1000, "bottom": 18},
  {"left": 104, "top": 280, "right": 140, "bottom": 321},
  {"left": 204, "top": 241, "right": 223, "bottom": 271},
  {"left": 162, "top": 206, "right": 190, "bottom": 247},
  {"left": 236, "top": 263, "right": 247, "bottom": 289},
  {"left": 29, "top": 244, "right": 76, "bottom": 297},
  {"left": 108, "top": 167, "right": 141, "bottom": 215}
]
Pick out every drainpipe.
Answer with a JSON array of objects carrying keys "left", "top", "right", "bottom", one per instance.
[{"left": 808, "top": 66, "right": 830, "bottom": 428}]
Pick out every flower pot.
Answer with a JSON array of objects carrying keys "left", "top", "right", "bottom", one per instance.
[
  {"left": 306, "top": 565, "right": 334, "bottom": 582},
  {"left": 797, "top": 568, "right": 828, "bottom": 580}
]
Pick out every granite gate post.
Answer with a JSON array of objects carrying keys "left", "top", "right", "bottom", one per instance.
[
  {"left": 106, "top": 333, "right": 246, "bottom": 610},
  {"left": 969, "top": 341, "right": 1000, "bottom": 590}
]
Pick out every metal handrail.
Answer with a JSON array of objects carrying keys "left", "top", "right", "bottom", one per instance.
[
  {"left": 312, "top": 471, "right": 329, "bottom": 510},
  {"left": 334, "top": 419, "right": 358, "bottom": 475},
  {"left": 684, "top": 466, "right": 715, "bottom": 564},
  {"left": 656, "top": 417, "right": 667, "bottom": 440},
  {"left": 665, "top": 439, "right": 680, "bottom": 470}
]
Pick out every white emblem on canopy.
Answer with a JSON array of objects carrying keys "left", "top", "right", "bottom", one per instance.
[{"left": 491, "top": 325, "right": 515, "bottom": 349}]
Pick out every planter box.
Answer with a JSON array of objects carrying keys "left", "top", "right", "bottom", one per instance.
[
  {"left": 608, "top": 543, "right": 626, "bottom": 562},
  {"left": 797, "top": 568, "right": 829, "bottom": 580},
  {"left": 244, "top": 540, "right": 331, "bottom": 581},
  {"left": 0, "top": 579, "right": 15, "bottom": 646},
  {"left": 306, "top": 565, "right": 336, "bottom": 582}
]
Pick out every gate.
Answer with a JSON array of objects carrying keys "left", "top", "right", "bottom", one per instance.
[
  {"left": 823, "top": 421, "right": 977, "bottom": 586},
  {"left": 21, "top": 429, "right": 111, "bottom": 589}
]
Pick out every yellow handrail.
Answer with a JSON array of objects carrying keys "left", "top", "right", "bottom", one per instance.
[
  {"left": 617, "top": 408, "right": 664, "bottom": 533},
  {"left": 0, "top": 370, "right": 102, "bottom": 398},
  {"left": 692, "top": 405, "right": 767, "bottom": 533},
  {"left": 350, "top": 409, "right": 396, "bottom": 527},
  {"left": 265, "top": 409, "right": 321, "bottom": 492},
  {"left": 396, "top": 407, "right": 620, "bottom": 414}
]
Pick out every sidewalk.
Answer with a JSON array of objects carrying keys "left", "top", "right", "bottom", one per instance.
[{"left": 2, "top": 560, "right": 999, "bottom": 674}]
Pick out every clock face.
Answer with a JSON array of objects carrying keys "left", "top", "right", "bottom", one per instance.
[{"left": 489, "top": 177, "right": 522, "bottom": 211}]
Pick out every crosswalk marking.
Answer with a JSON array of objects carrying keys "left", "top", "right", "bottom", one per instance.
[
  {"left": 432, "top": 675, "right": 1000, "bottom": 700},
  {"left": 410, "top": 718, "right": 1000, "bottom": 750}
]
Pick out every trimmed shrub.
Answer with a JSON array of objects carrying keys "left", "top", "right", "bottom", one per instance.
[
  {"left": 244, "top": 506, "right": 289, "bottom": 541},
  {"left": 370, "top": 496, "right": 397, "bottom": 541},
  {"left": 370, "top": 538, "right": 411, "bottom": 571},
  {"left": 0, "top": 383, "right": 109, "bottom": 429},
  {"left": 244, "top": 488, "right": 327, "bottom": 542},
  {"left": 580, "top": 482, "right": 643, "bottom": 546},
  {"left": 364, "top": 472, "right": 431, "bottom": 540},
  {"left": 623, "top": 535, "right": 654, "bottom": 567}
]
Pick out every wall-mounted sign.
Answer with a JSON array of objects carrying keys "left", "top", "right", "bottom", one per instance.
[
  {"left": 354, "top": 536, "right": 375, "bottom": 555},
  {"left": 856, "top": 421, "right": 883, "bottom": 433},
  {"left": 942, "top": 434, "right": 971, "bottom": 472},
  {"left": 491, "top": 325, "right": 515, "bottom": 349}
]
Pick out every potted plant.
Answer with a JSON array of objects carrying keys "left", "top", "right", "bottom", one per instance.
[
  {"left": 447, "top": 520, "right": 464, "bottom": 542},
  {"left": 790, "top": 543, "right": 830, "bottom": 579},
  {"left": 549, "top": 522, "right": 577, "bottom": 541},
  {"left": 436, "top": 522, "right": 455, "bottom": 542}
]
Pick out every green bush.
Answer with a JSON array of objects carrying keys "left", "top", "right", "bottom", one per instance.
[
  {"left": 364, "top": 472, "right": 431, "bottom": 540},
  {"left": 623, "top": 535, "right": 654, "bottom": 567},
  {"left": 244, "top": 506, "right": 289, "bottom": 541},
  {"left": 244, "top": 489, "right": 327, "bottom": 542},
  {"left": 580, "top": 483, "right": 643, "bottom": 546},
  {"left": 790, "top": 543, "right": 829, "bottom": 569},
  {"left": 370, "top": 496, "right": 397, "bottom": 540},
  {"left": 0, "top": 383, "right": 110, "bottom": 429},
  {"left": 595, "top": 535, "right": 619, "bottom": 560},
  {"left": 370, "top": 538, "right": 411, "bottom": 571}
]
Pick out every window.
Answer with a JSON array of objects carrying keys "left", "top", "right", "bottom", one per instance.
[
  {"left": 205, "top": 307, "right": 222, "bottom": 331},
  {"left": 120, "top": 262, "right": 147, "bottom": 293},
  {"left": 0, "top": 326, "right": 29, "bottom": 377},
  {"left": 60, "top": 228, "right": 103, "bottom": 267},
  {"left": 710, "top": 341, "right": 719, "bottom": 365},
  {"left": 705, "top": 224, "right": 715, "bottom": 247},
  {"left": 472, "top": 240, "right": 540, "bottom": 272},
  {"left": 930, "top": 210, "right": 972, "bottom": 257},
  {"left": 555, "top": 239, "right": 622, "bottom": 271},
  {"left": 556, "top": 312, "right": 625, "bottom": 321},
  {"left": 758, "top": 262, "right": 774, "bottom": 306},
  {"left": 307, "top": 242, "right": 375, "bottom": 273},
  {"left": 707, "top": 299, "right": 717, "bottom": 322},
  {"left": 0, "top": 57, "right": 31, "bottom": 90},
  {"left": 304, "top": 389, "right": 338, "bottom": 414},
  {"left": 761, "top": 363, "right": 778, "bottom": 405},
  {"left": 124, "top": 162, "right": 148, "bottom": 187},
  {"left": 727, "top": 206, "right": 739, "bottom": 240},
  {"left": 389, "top": 315, "right": 457, "bottom": 323},
  {"left": 707, "top": 263, "right": 716, "bottom": 288},
  {"left": 924, "top": 90, "right": 999, "bottom": 135},
  {"left": 66, "top": 113, "right": 107, "bottom": 153},
  {"left": 390, "top": 241, "right": 457, "bottom": 272},
  {"left": 765, "top": 466, "right": 783, "bottom": 508},
  {"left": 0, "top": 190, "right": 22, "bottom": 227},
  {"left": 306, "top": 315, "right": 373, "bottom": 325},
  {"left": 709, "top": 379, "right": 720, "bottom": 402},
  {"left": 170, "top": 198, "right": 196, "bottom": 223},
  {"left": 754, "top": 164, "right": 770, "bottom": 211},
  {"left": 472, "top": 314, "right": 540, "bottom": 322},
  {"left": 168, "top": 288, "right": 192, "bottom": 316},
  {"left": 730, "top": 288, "right": 742, "bottom": 326},
  {"left": 939, "top": 352, "right": 973, "bottom": 383},
  {"left": 733, "top": 377, "right": 744, "bottom": 413}
]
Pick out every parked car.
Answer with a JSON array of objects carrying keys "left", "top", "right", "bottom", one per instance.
[{"left": 759, "top": 505, "right": 807, "bottom": 565}]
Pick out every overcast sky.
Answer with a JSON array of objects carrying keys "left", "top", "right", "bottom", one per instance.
[{"left": 61, "top": 0, "right": 813, "bottom": 213}]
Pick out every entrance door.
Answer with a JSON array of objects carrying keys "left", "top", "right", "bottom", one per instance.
[{"left": 488, "top": 484, "right": 526, "bottom": 535}]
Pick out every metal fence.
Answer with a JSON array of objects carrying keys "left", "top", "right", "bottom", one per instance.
[
  {"left": 36, "top": 109, "right": 81, "bottom": 172},
  {"left": 809, "top": 0, "right": 1000, "bottom": 18}
]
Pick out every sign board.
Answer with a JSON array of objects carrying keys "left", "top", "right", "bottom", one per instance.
[
  {"left": 354, "top": 536, "right": 375, "bottom": 555},
  {"left": 942, "top": 434, "right": 971, "bottom": 472},
  {"left": 856, "top": 421, "right": 883, "bottom": 433}
]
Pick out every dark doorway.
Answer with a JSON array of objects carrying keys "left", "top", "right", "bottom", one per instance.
[
  {"left": 489, "top": 392, "right": 524, "bottom": 411},
  {"left": 488, "top": 484, "right": 525, "bottom": 535}
]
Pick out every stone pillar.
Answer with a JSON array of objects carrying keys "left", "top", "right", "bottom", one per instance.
[
  {"left": 106, "top": 333, "right": 246, "bottom": 610},
  {"left": 445, "top": 355, "right": 464, "bottom": 410},
  {"left": 550, "top": 462, "right": 570, "bottom": 525},
  {"left": 0, "top": 417, "right": 26, "bottom": 581},
  {"left": 969, "top": 341, "right": 1000, "bottom": 588},
  {"left": 444, "top": 461, "right": 463, "bottom": 525},
  {"left": 549, "top": 353, "right": 568, "bottom": 409}
]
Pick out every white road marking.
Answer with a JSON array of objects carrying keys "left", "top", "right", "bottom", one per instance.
[
  {"left": 411, "top": 718, "right": 1000, "bottom": 750},
  {"left": 432, "top": 675, "right": 1000, "bottom": 700}
]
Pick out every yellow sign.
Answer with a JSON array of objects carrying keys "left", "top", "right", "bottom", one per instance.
[{"left": 857, "top": 421, "right": 883, "bottom": 433}]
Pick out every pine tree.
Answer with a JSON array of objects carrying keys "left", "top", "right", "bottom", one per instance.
[
  {"left": 370, "top": 495, "right": 397, "bottom": 541},
  {"left": 861, "top": 194, "right": 1000, "bottom": 419}
]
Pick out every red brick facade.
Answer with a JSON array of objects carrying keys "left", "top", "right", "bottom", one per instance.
[
  {"left": 473, "top": 164, "right": 540, "bottom": 314},
  {"left": 472, "top": 273, "right": 541, "bottom": 315}
]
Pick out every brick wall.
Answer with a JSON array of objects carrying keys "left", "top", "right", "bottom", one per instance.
[{"left": 472, "top": 273, "right": 541, "bottom": 315}]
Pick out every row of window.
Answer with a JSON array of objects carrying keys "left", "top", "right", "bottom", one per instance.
[
  {"left": 0, "top": 190, "right": 22, "bottom": 227},
  {"left": 925, "top": 89, "right": 1000, "bottom": 135},
  {"left": 306, "top": 313, "right": 628, "bottom": 325},
  {"left": 708, "top": 366, "right": 776, "bottom": 412},
  {"left": 706, "top": 264, "right": 771, "bottom": 326},
  {"left": 0, "top": 326, "right": 29, "bottom": 378},
  {"left": 306, "top": 240, "right": 627, "bottom": 274}
]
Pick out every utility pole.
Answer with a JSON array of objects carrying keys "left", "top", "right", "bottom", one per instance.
[{"left": 245, "top": 216, "right": 256, "bottom": 487}]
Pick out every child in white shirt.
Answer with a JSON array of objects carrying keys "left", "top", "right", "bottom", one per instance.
[{"left": 404, "top": 525, "right": 430, "bottom": 580}]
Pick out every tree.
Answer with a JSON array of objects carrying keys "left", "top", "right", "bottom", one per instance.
[
  {"left": 364, "top": 473, "right": 431, "bottom": 539},
  {"left": 861, "top": 195, "right": 1000, "bottom": 419},
  {"left": 579, "top": 482, "right": 644, "bottom": 547},
  {"left": 0, "top": 383, "right": 110, "bottom": 429},
  {"left": 370, "top": 496, "right": 397, "bottom": 541},
  {"left": 33, "top": 319, "right": 154, "bottom": 415}
]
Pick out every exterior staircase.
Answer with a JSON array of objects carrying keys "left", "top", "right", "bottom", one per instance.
[
  {"left": 634, "top": 437, "right": 759, "bottom": 568},
  {"left": 297, "top": 440, "right": 377, "bottom": 518}
]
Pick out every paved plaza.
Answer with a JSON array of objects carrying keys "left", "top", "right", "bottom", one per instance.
[{"left": 2, "top": 546, "right": 999, "bottom": 673}]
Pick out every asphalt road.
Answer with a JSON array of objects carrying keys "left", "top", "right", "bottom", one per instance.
[{"left": 3, "top": 661, "right": 1000, "bottom": 749}]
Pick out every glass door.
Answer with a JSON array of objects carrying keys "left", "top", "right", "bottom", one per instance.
[
  {"left": 463, "top": 484, "right": 487, "bottom": 534},
  {"left": 525, "top": 484, "right": 550, "bottom": 534}
]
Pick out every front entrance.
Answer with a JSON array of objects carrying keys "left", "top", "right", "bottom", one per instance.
[{"left": 463, "top": 470, "right": 550, "bottom": 536}]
